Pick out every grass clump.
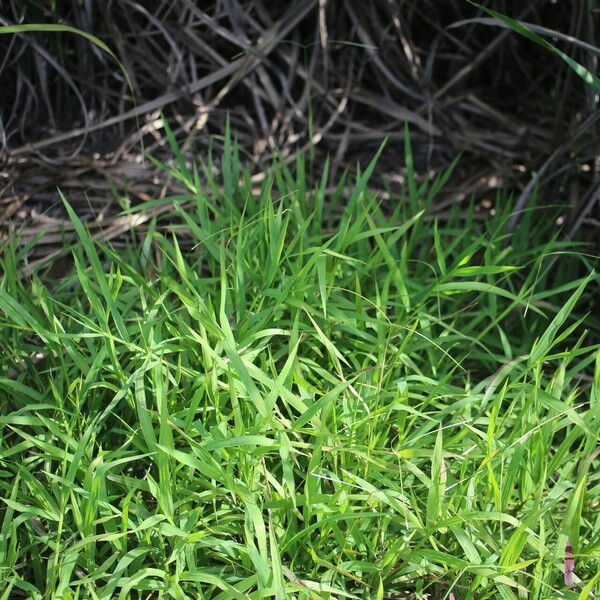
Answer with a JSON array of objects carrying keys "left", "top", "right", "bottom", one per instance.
[{"left": 0, "top": 136, "right": 599, "bottom": 599}]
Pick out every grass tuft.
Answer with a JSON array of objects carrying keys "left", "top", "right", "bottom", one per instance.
[{"left": 0, "top": 135, "right": 599, "bottom": 599}]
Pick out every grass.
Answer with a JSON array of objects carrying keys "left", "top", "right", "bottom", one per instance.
[{"left": 0, "top": 131, "right": 599, "bottom": 599}]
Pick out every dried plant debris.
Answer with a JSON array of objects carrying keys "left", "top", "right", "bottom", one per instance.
[{"left": 1, "top": 0, "right": 599, "bottom": 255}]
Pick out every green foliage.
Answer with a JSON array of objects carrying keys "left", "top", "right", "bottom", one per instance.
[{"left": 0, "top": 132, "right": 598, "bottom": 598}]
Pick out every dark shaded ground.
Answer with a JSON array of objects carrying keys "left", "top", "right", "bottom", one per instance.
[{"left": 1, "top": 0, "right": 599, "bottom": 262}]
